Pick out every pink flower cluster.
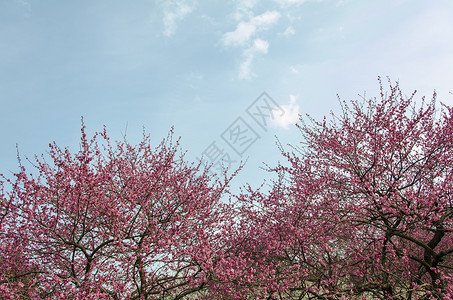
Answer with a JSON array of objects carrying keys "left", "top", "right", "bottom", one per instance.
[{"left": 1, "top": 78, "right": 452, "bottom": 299}]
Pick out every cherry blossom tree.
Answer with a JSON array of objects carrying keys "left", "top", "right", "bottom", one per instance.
[
  {"left": 2, "top": 78, "right": 452, "bottom": 299},
  {"left": 232, "top": 78, "right": 453, "bottom": 299},
  {"left": 0, "top": 124, "right": 238, "bottom": 299}
]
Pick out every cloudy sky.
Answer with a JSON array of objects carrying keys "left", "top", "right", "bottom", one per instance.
[{"left": 1, "top": 0, "right": 453, "bottom": 193}]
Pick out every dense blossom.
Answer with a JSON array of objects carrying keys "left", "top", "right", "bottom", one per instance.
[
  {"left": 228, "top": 78, "right": 453, "bottom": 299},
  {"left": 1, "top": 79, "right": 452, "bottom": 299},
  {"left": 0, "top": 125, "right": 238, "bottom": 299}
]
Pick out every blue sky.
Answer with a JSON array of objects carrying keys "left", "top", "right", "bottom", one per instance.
[{"left": 1, "top": 0, "right": 453, "bottom": 193}]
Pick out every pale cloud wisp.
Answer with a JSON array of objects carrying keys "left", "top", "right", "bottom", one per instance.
[
  {"left": 271, "top": 95, "right": 300, "bottom": 129},
  {"left": 162, "top": 0, "right": 196, "bottom": 37}
]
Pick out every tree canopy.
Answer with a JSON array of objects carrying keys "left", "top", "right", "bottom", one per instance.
[{"left": 1, "top": 78, "right": 452, "bottom": 299}]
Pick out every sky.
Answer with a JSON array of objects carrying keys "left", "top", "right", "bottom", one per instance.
[{"left": 1, "top": 0, "right": 453, "bottom": 194}]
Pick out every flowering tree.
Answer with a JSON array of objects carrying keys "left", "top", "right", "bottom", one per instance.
[
  {"left": 1, "top": 79, "right": 452, "bottom": 300},
  {"left": 0, "top": 124, "right": 238, "bottom": 299},
  {"left": 232, "top": 78, "right": 453, "bottom": 299}
]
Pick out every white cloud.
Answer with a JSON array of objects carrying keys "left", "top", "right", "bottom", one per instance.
[
  {"left": 239, "top": 55, "right": 254, "bottom": 79},
  {"left": 252, "top": 10, "right": 281, "bottom": 26},
  {"left": 233, "top": 0, "right": 260, "bottom": 20},
  {"left": 274, "top": 0, "right": 308, "bottom": 6},
  {"left": 290, "top": 65, "right": 299, "bottom": 73},
  {"left": 239, "top": 39, "right": 270, "bottom": 79},
  {"left": 162, "top": 0, "right": 196, "bottom": 37},
  {"left": 271, "top": 95, "right": 300, "bottom": 129},
  {"left": 222, "top": 10, "right": 280, "bottom": 79},
  {"left": 275, "top": 0, "right": 328, "bottom": 7},
  {"left": 223, "top": 22, "right": 257, "bottom": 46},
  {"left": 222, "top": 10, "right": 281, "bottom": 46},
  {"left": 241, "top": 0, "right": 260, "bottom": 9},
  {"left": 252, "top": 38, "right": 269, "bottom": 53},
  {"left": 282, "top": 26, "right": 296, "bottom": 36}
]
